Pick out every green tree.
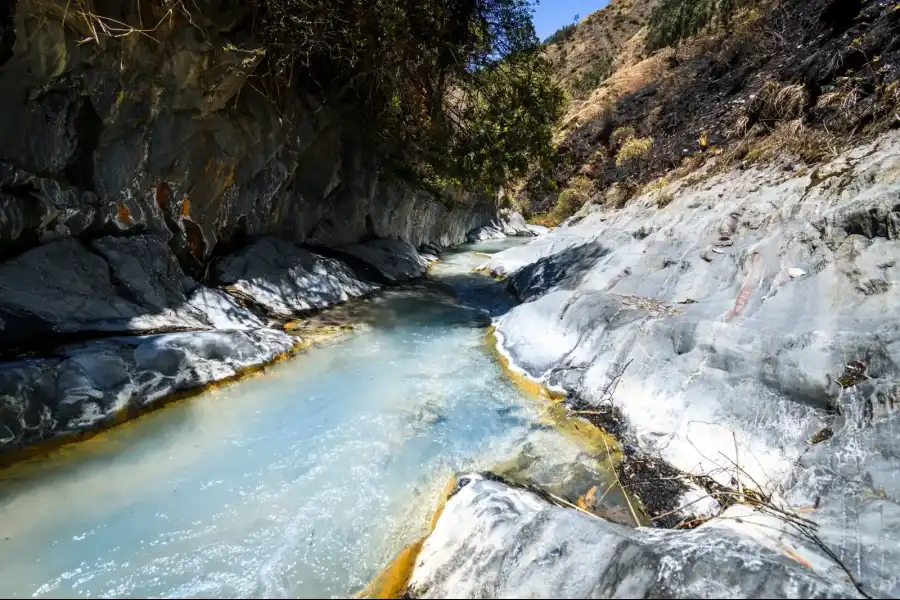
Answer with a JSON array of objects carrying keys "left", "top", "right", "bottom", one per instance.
[
  {"left": 646, "top": 0, "right": 743, "bottom": 50},
  {"left": 253, "top": 0, "right": 565, "bottom": 192}
]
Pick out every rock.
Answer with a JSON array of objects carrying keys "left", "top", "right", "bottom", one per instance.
[
  {"left": 334, "top": 238, "right": 428, "bottom": 283},
  {"left": 466, "top": 210, "right": 536, "bottom": 242},
  {"left": 789, "top": 267, "right": 807, "bottom": 278},
  {"left": 410, "top": 475, "right": 861, "bottom": 599},
  {"left": 0, "top": 328, "right": 296, "bottom": 454},
  {"left": 216, "top": 237, "right": 377, "bottom": 318},
  {"left": 88, "top": 235, "right": 193, "bottom": 312},
  {"left": 186, "top": 287, "right": 265, "bottom": 331},
  {"left": 0, "top": 237, "right": 207, "bottom": 347},
  {"left": 486, "top": 131, "right": 900, "bottom": 596},
  {"left": 0, "top": 1, "right": 501, "bottom": 268}
]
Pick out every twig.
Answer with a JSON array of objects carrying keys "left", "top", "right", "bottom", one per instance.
[
  {"left": 601, "top": 434, "right": 641, "bottom": 527},
  {"left": 543, "top": 490, "right": 602, "bottom": 520},
  {"left": 594, "top": 478, "right": 619, "bottom": 506},
  {"left": 732, "top": 431, "right": 744, "bottom": 502},
  {"left": 649, "top": 493, "right": 715, "bottom": 523}
]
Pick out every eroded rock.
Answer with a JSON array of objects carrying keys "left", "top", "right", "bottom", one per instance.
[
  {"left": 0, "top": 328, "right": 296, "bottom": 454},
  {"left": 216, "top": 237, "right": 377, "bottom": 318},
  {"left": 487, "top": 131, "right": 900, "bottom": 596},
  {"left": 334, "top": 238, "right": 428, "bottom": 283},
  {"left": 410, "top": 475, "right": 860, "bottom": 599}
]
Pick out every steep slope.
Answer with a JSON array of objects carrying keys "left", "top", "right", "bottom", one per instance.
[
  {"left": 544, "top": 0, "right": 657, "bottom": 98},
  {"left": 527, "top": 0, "right": 900, "bottom": 221}
]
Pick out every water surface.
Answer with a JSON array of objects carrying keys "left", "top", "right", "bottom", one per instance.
[{"left": 0, "top": 239, "right": 617, "bottom": 598}]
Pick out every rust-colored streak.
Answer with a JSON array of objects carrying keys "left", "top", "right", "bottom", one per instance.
[
  {"left": 181, "top": 196, "right": 191, "bottom": 218},
  {"left": 724, "top": 250, "right": 761, "bottom": 322},
  {"left": 116, "top": 202, "right": 133, "bottom": 225},
  {"left": 156, "top": 182, "right": 170, "bottom": 213},
  {"left": 358, "top": 475, "right": 457, "bottom": 599}
]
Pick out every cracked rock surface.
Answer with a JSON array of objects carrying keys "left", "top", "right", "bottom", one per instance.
[{"left": 469, "top": 132, "right": 900, "bottom": 597}]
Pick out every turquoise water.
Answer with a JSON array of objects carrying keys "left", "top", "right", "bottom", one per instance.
[{"left": 0, "top": 239, "right": 607, "bottom": 599}]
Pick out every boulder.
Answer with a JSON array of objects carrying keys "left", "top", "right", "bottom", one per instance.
[
  {"left": 334, "top": 238, "right": 428, "bottom": 283},
  {"left": 216, "top": 237, "right": 377, "bottom": 318},
  {"left": 0, "top": 236, "right": 207, "bottom": 348}
]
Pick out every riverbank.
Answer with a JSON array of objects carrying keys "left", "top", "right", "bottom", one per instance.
[
  {"left": 408, "top": 131, "right": 900, "bottom": 598},
  {"left": 0, "top": 211, "right": 537, "bottom": 463}
]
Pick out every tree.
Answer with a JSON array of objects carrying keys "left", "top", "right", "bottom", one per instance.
[
  {"left": 253, "top": 0, "right": 565, "bottom": 192},
  {"left": 646, "top": 0, "right": 742, "bottom": 50}
]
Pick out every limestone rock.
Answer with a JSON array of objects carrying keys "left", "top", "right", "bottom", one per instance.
[
  {"left": 334, "top": 238, "right": 428, "bottom": 283},
  {"left": 216, "top": 237, "right": 377, "bottom": 318},
  {"left": 410, "top": 475, "right": 860, "bottom": 599},
  {"left": 487, "top": 131, "right": 900, "bottom": 596}
]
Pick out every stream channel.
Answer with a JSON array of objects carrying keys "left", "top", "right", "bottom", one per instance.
[{"left": 0, "top": 239, "right": 627, "bottom": 598}]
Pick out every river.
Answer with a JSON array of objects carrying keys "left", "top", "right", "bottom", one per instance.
[{"left": 0, "top": 239, "right": 622, "bottom": 598}]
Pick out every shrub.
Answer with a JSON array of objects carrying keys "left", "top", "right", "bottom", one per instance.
[
  {"left": 610, "top": 126, "right": 636, "bottom": 148},
  {"left": 532, "top": 175, "right": 593, "bottom": 226},
  {"left": 616, "top": 136, "right": 654, "bottom": 166},
  {"left": 250, "top": 0, "right": 568, "bottom": 193},
  {"left": 572, "top": 55, "right": 614, "bottom": 97},
  {"left": 646, "top": 0, "right": 751, "bottom": 50},
  {"left": 544, "top": 22, "right": 577, "bottom": 46}
]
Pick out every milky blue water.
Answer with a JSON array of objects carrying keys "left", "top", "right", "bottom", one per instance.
[{"left": 0, "top": 239, "right": 604, "bottom": 599}]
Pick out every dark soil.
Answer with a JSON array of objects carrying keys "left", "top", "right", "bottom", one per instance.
[{"left": 526, "top": 0, "right": 900, "bottom": 214}]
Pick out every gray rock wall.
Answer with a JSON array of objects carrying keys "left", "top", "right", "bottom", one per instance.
[{"left": 0, "top": 0, "right": 497, "bottom": 268}]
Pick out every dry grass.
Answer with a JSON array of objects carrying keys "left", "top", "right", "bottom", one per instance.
[
  {"left": 32, "top": 0, "right": 183, "bottom": 44},
  {"left": 773, "top": 83, "right": 807, "bottom": 118},
  {"left": 757, "top": 119, "right": 843, "bottom": 163},
  {"left": 616, "top": 136, "right": 653, "bottom": 165}
]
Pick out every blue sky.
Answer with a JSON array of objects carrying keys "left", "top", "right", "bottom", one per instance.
[{"left": 532, "top": 0, "right": 611, "bottom": 41}]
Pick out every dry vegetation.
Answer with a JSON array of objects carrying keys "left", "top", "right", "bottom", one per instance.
[{"left": 524, "top": 0, "right": 900, "bottom": 222}]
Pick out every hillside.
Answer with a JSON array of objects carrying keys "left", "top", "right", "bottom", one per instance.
[
  {"left": 543, "top": 0, "right": 657, "bottom": 98},
  {"left": 526, "top": 0, "right": 900, "bottom": 223}
]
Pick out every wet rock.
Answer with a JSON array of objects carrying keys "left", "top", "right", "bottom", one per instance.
[
  {"left": 410, "top": 475, "right": 860, "bottom": 599},
  {"left": 216, "top": 237, "right": 377, "bottom": 319},
  {"left": 334, "top": 238, "right": 428, "bottom": 283},
  {"left": 0, "top": 328, "right": 295, "bottom": 454}
]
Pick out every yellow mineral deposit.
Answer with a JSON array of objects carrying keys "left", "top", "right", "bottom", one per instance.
[
  {"left": 357, "top": 475, "right": 458, "bottom": 599},
  {"left": 0, "top": 342, "right": 305, "bottom": 470}
]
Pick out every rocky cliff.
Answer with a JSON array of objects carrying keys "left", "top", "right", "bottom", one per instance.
[
  {"left": 0, "top": 0, "right": 500, "bottom": 266},
  {"left": 0, "top": 0, "right": 525, "bottom": 457}
]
